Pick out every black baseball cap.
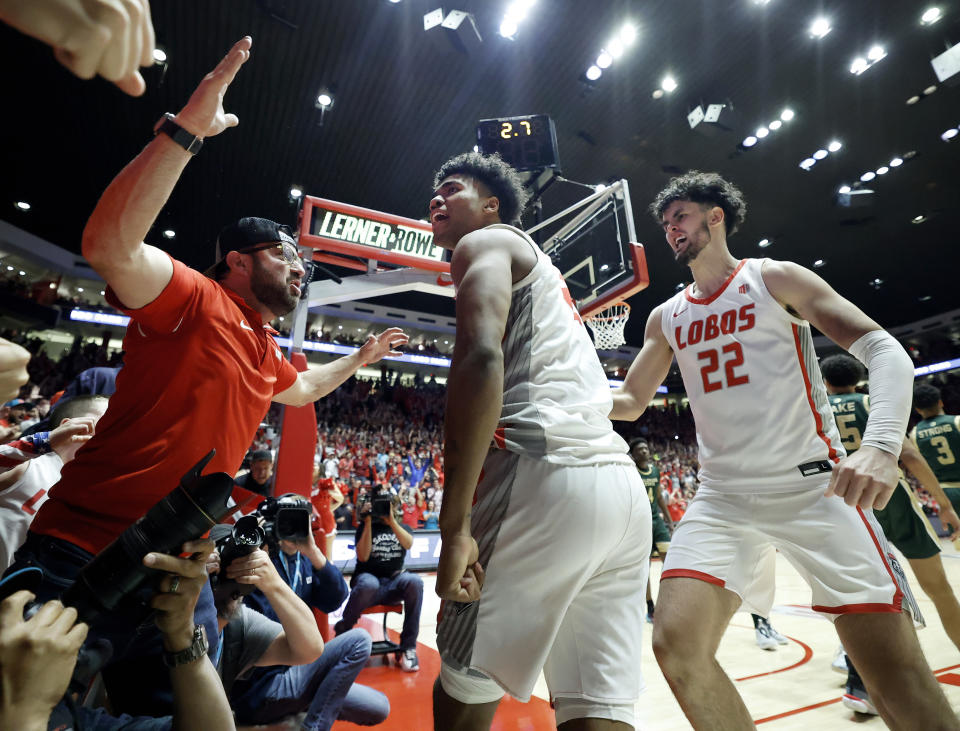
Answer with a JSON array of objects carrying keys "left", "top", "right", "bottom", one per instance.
[{"left": 205, "top": 217, "right": 296, "bottom": 276}]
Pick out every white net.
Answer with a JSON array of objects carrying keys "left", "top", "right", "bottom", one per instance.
[{"left": 584, "top": 302, "right": 631, "bottom": 350}]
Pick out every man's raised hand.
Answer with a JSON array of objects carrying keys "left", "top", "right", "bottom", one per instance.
[{"left": 174, "top": 37, "right": 253, "bottom": 139}]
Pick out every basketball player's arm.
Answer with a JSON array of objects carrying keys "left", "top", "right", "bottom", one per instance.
[
  {"left": 81, "top": 38, "right": 252, "bottom": 310},
  {"left": 610, "top": 306, "right": 675, "bottom": 421},
  {"left": 656, "top": 485, "right": 675, "bottom": 529},
  {"left": 899, "top": 437, "right": 960, "bottom": 538},
  {"left": 436, "top": 234, "right": 512, "bottom": 601},
  {"left": 273, "top": 328, "right": 408, "bottom": 407},
  {"left": 762, "top": 260, "right": 913, "bottom": 510}
]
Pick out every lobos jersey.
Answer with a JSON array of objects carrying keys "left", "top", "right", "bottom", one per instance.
[
  {"left": 483, "top": 224, "right": 631, "bottom": 466},
  {"left": 661, "top": 258, "right": 844, "bottom": 491}
]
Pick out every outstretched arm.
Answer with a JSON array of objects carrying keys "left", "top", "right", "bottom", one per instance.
[
  {"left": 82, "top": 37, "right": 252, "bottom": 310},
  {"left": 273, "top": 328, "right": 409, "bottom": 407},
  {"left": 610, "top": 305, "right": 674, "bottom": 421}
]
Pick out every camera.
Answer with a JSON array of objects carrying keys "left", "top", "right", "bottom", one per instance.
[
  {"left": 359, "top": 485, "right": 393, "bottom": 520},
  {"left": 59, "top": 450, "right": 235, "bottom": 628},
  {"left": 258, "top": 493, "right": 312, "bottom": 544}
]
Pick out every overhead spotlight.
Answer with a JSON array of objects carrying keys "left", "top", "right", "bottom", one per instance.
[
  {"left": 809, "top": 17, "right": 831, "bottom": 38},
  {"left": 923, "top": 85, "right": 938, "bottom": 96},
  {"left": 472, "top": 144, "right": 479, "bottom": 152},
  {"left": 799, "top": 158, "right": 816, "bottom": 170},
  {"left": 758, "top": 238, "right": 772, "bottom": 248},
  {"left": 585, "top": 65, "right": 602, "bottom": 81},
  {"left": 942, "top": 128, "right": 959, "bottom": 141},
  {"left": 869, "top": 278, "right": 883, "bottom": 289},
  {"left": 596, "top": 50, "right": 613, "bottom": 68},
  {"left": 813, "top": 149, "right": 828, "bottom": 160},
  {"left": 4, "top": 266, "right": 10, "bottom": 271},
  {"left": 620, "top": 23, "right": 637, "bottom": 45},
  {"left": 77, "top": 287, "right": 84, "bottom": 293},
  {"left": 289, "top": 185, "right": 303, "bottom": 200},
  {"left": 889, "top": 157, "right": 903, "bottom": 167},
  {"left": 906, "top": 95, "right": 921, "bottom": 105},
  {"left": 742, "top": 135, "right": 758, "bottom": 147},
  {"left": 876, "top": 166, "right": 889, "bottom": 175},
  {"left": 608, "top": 38, "right": 625, "bottom": 58},
  {"left": 912, "top": 214, "right": 928, "bottom": 224},
  {"left": 769, "top": 120, "right": 782, "bottom": 130},
  {"left": 661, "top": 75, "right": 678, "bottom": 93},
  {"left": 850, "top": 57, "right": 869, "bottom": 75},
  {"left": 388, "top": 0, "right": 402, "bottom": 3},
  {"left": 499, "top": 19, "right": 518, "bottom": 37},
  {"left": 813, "top": 259, "right": 826, "bottom": 268},
  {"left": 756, "top": 126, "right": 769, "bottom": 138},
  {"left": 867, "top": 45, "right": 886, "bottom": 61},
  {"left": 162, "top": 229, "right": 176, "bottom": 239},
  {"left": 860, "top": 171, "right": 876, "bottom": 182},
  {"left": 827, "top": 140, "right": 842, "bottom": 152},
  {"left": 651, "top": 88, "right": 664, "bottom": 99},
  {"left": 921, "top": 7, "right": 942, "bottom": 25},
  {"left": 838, "top": 185, "right": 851, "bottom": 194},
  {"left": 14, "top": 201, "right": 30, "bottom": 211},
  {"left": 18, "top": 271, "right": 25, "bottom": 276},
  {"left": 316, "top": 92, "right": 333, "bottom": 108},
  {"left": 780, "top": 108, "right": 795, "bottom": 122},
  {"left": 152, "top": 48, "right": 167, "bottom": 63}
]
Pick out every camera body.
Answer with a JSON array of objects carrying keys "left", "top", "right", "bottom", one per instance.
[{"left": 359, "top": 484, "right": 394, "bottom": 520}]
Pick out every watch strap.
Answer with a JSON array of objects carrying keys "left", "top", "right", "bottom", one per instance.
[
  {"left": 154, "top": 113, "right": 203, "bottom": 155},
  {"left": 162, "top": 623, "right": 209, "bottom": 667}
]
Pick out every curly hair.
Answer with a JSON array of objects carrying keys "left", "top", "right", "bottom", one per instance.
[
  {"left": 650, "top": 171, "right": 747, "bottom": 236},
  {"left": 914, "top": 383, "right": 942, "bottom": 410},
  {"left": 819, "top": 354, "right": 864, "bottom": 388},
  {"left": 432, "top": 152, "right": 531, "bottom": 225},
  {"left": 628, "top": 437, "right": 649, "bottom": 450}
]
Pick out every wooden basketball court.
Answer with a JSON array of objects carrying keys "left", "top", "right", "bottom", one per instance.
[{"left": 332, "top": 541, "right": 960, "bottom": 730}]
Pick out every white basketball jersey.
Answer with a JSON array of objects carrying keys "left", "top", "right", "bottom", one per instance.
[
  {"left": 484, "top": 224, "right": 631, "bottom": 466},
  {"left": 661, "top": 258, "right": 844, "bottom": 491}
]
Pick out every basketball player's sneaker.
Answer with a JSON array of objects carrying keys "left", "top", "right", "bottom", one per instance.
[
  {"left": 755, "top": 621, "right": 778, "bottom": 651},
  {"left": 832, "top": 646, "right": 849, "bottom": 674},
  {"left": 842, "top": 685, "right": 878, "bottom": 715},
  {"left": 766, "top": 622, "right": 789, "bottom": 645}
]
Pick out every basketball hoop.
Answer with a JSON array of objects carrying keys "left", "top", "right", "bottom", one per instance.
[{"left": 584, "top": 302, "right": 631, "bottom": 350}]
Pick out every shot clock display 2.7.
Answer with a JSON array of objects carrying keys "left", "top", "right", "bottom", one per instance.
[{"left": 476, "top": 114, "right": 560, "bottom": 172}]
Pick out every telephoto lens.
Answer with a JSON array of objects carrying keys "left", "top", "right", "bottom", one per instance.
[{"left": 61, "top": 450, "right": 235, "bottom": 626}]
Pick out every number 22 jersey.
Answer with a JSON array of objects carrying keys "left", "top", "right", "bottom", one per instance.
[{"left": 661, "top": 258, "right": 844, "bottom": 491}]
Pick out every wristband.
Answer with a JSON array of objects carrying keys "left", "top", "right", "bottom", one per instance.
[{"left": 153, "top": 113, "right": 204, "bottom": 155}]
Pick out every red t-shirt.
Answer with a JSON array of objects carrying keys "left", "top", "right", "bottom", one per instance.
[{"left": 31, "top": 259, "right": 298, "bottom": 554}]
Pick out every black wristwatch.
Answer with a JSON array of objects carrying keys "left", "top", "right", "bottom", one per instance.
[
  {"left": 153, "top": 113, "right": 204, "bottom": 155},
  {"left": 162, "top": 624, "right": 209, "bottom": 668}
]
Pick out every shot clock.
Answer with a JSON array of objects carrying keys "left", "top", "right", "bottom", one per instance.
[{"left": 476, "top": 114, "right": 560, "bottom": 172}]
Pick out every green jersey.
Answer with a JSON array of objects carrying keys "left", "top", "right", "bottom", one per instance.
[
  {"left": 828, "top": 392, "right": 870, "bottom": 455},
  {"left": 911, "top": 414, "right": 960, "bottom": 485},
  {"left": 637, "top": 463, "right": 661, "bottom": 509}
]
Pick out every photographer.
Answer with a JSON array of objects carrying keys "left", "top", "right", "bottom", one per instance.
[
  {"left": 0, "top": 538, "right": 233, "bottom": 730},
  {"left": 335, "top": 485, "right": 423, "bottom": 672},
  {"left": 209, "top": 527, "right": 388, "bottom": 730}
]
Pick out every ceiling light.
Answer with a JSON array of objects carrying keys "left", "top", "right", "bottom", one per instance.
[
  {"left": 289, "top": 185, "right": 303, "bottom": 199},
  {"left": 608, "top": 39, "right": 625, "bottom": 58},
  {"left": 162, "top": 229, "right": 175, "bottom": 239},
  {"left": 867, "top": 45, "right": 886, "bottom": 61},
  {"left": 100, "top": 290, "right": 105, "bottom": 295},
  {"left": 316, "top": 92, "right": 333, "bottom": 108},
  {"left": 921, "top": 7, "right": 942, "bottom": 25},
  {"left": 912, "top": 214, "right": 928, "bottom": 224},
  {"left": 152, "top": 48, "right": 167, "bottom": 63},
  {"left": 472, "top": 144, "right": 479, "bottom": 152},
  {"left": 813, "top": 149, "right": 828, "bottom": 160},
  {"left": 799, "top": 158, "right": 816, "bottom": 170},
  {"left": 876, "top": 166, "right": 889, "bottom": 175},
  {"left": 942, "top": 128, "right": 959, "bottom": 141},
  {"left": 18, "top": 271, "right": 25, "bottom": 276},
  {"left": 499, "top": 19, "right": 518, "bottom": 37},
  {"left": 860, "top": 171, "right": 876, "bottom": 182},
  {"left": 651, "top": 88, "right": 664, "bottom": 99},
  {"left": 850, "top": 57, "right": 869, "bottom": 75},
  {"left": 77, "top": 287, "right": 84, "bottom": 293},
  {"left": 596, "top": 50, "right": 613, "bottom": 68},
  {"left": 780, "top": 108, "right": 795, "bottom": 122},
  {"left": 4, "top": 266, "right": 11, "bottom": 271},
  {"left": 813, "top": 259, "right": 825, "bottom": 268},
  {"left": 903, "top": 150, "right": 917, "bottom": 160},
  {"left": 14, "top": 201, "right": 30, "bottom": 211},
  {"left": 758, "top": 238, "right": 772, "bottom": 248},
  {"left": 620, "top": 23, "right": 637, "bottom": 45},
  {"left": 838, "top": 185, "right": 851, "bottom": 194},
  {"left": 870, "top": 278, "right": 883, "bottom": 288},
  {"left": 889, "top": 157, "right": 903, "bottom": 167},
  {"left": 827, "top": 140, "right": 842, "bottom": 152},
  {"left": 923, "top": 85, "right": 937, "bottom": 96},
  {"left": 809, "top": 17, "right": 831, "bottom": 38},
  {"left": 919, "top": 295, "right": 932, "bottom": 302},
  {"left": 585, "top": 65, "right": 602, "bottom": 81},
  {"left": 661, "top": 75, "right": 678, "bottom": 93},
  {"left": 742, "top": 135, "right": 758, "bottom": 147},
  {"left": 906, "top": 95, "right": 920, "bottom": 105},
  {"left": 756, "top": 126, "right": 769, "bottom": 138}
]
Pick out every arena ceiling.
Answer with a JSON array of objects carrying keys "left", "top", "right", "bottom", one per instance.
[{"left": 1, "top": 0, "right": 959, "bottom": 348}]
